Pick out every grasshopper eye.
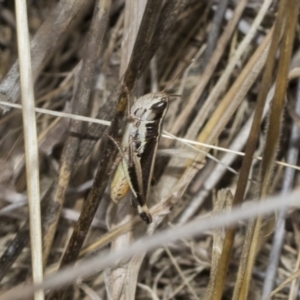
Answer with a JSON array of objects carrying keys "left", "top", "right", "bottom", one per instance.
[{"left": 151, "top": 100, "right": 167, "bottom": 112}]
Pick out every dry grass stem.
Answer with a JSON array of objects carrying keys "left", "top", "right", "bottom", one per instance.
[{"left": 14, "top": 1, "right": 44, "bottom": 299}]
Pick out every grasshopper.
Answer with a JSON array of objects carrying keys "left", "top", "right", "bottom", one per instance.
[{"left": 110, "top": 92, "right": 169, "bottom": 224}]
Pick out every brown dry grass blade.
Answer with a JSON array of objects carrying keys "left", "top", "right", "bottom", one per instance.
[
  {"left": 235, "top": 1, "right": 298, "bottom": 299},
  {"left": 203, "top": 189, "right": 233, "bottom": 300},
  {"left": 210, "top": 2, "right": 287, "bottom": 298}
]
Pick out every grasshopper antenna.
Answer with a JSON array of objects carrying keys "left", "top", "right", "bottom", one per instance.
[{"left": 162, "top": 58, "right": 195, "bottom": 93}]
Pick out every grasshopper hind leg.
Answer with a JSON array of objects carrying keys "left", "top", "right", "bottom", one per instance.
[{"left": 130, "top": 195, "right": 152, "bottom": 224}]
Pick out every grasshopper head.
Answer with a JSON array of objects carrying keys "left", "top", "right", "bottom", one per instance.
[{"left": 131, "top": 92, "right": 169, "bottom": 122}]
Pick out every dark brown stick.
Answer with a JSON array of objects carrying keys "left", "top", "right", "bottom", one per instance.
[{"left": 49, "top": 0, "right": 166, "bottom": 298}]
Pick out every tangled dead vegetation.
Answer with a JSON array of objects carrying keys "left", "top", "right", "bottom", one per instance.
[{"left": 1, "top": 0, "right": 300, "bottom": 299}]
